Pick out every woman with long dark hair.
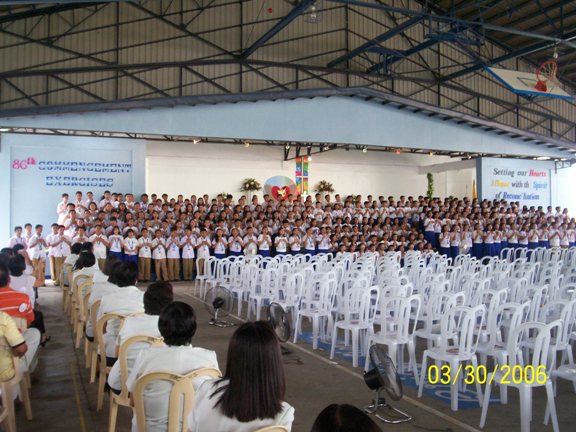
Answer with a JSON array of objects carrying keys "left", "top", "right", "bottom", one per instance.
[{"left": 187, "top": 321, "right": 294, "bottom": 431}]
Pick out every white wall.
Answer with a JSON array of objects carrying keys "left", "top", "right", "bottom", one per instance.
[
  {"left": 552, "top": 165, "right": 576, "bottom": 215},
  {"left": 146, "top": 141, "right": 473, "bottom": 200}
]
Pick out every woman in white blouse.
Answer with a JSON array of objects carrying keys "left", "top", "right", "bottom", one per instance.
[{"left": 187, "top": 321, "right": 294, "bottom": 432}]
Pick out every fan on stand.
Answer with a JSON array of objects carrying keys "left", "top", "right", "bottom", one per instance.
[
  {"left": 205, "top": 286, "right": 235, "bottom": 328},
  {"left": 363, "top": 345, "right": 412, "bottom": 424},
  {"left": 267, "top": 303, "right": 301, "bottom": 363}
]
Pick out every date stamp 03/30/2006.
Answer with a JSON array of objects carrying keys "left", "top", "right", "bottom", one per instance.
[{"left": 426, "top": 364, "right": 548, "bottom": 386}]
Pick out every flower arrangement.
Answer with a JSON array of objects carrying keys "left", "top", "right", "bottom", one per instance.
[
  {"left": 314, "top": 180, "right": 335, "bottom": 193},
  {"left": 240, "top": 178, "right": 262, "bottom": 192}
]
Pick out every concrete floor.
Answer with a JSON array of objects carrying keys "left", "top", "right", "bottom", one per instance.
[{"left": 14, "top": 282, "right": 576, "bottom": 432}]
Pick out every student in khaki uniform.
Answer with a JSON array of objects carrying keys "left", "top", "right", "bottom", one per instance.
[
  {"left": 137, "top": 228, "right": 153, "bottom": 282},
  {"left": 151, "top": 230, "right": 168, "bottom": 281},
  {"left": 166, "top": 230, "right": 181, "bottom": 281},
  {"left": 180, "top": 227, "right": 196, "bottom": 281},
  {"left": 28, "top": 224, "right": 47, "bottom": 288}
]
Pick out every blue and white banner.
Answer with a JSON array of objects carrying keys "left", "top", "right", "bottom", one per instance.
[
  {"left": 0, "top": 135, "right": 145, "bottom": 245},
  {"left": 477, "top": 157, "right": 553, "bottom": 208}
]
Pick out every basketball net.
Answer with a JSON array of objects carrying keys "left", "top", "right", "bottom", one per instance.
[{"left": 535, "top": 60, "right": 558, "bottom": 92}]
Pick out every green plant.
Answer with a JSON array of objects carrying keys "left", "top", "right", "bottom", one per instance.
[
  {"left": 426, "top": 172, "right": 434, "bottom": 199},
  {"left": 314, "top": 180, "right": 335, "bottom": 193},
  {"left": 240, "top": 178, "right": 261, "bottom": 192}
]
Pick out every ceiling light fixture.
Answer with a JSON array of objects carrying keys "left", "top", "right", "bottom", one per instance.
[
  {"left": 192, "top": 138, "right": 200, "bottom": 145},
  {"left": 244, "top": 141, "right": 250, "bottom": 148},
  {"left": 285, "top": 143, "right": 291, "bottom": 150},
  {"left": 363, "top": 147, "right": 368, "bottom": 153},
  {"left": 535, "top": 156, "right": 551, "bottom": 161},
  {"left": 0, "top": 127, "right": 10, "bottom": 132}
]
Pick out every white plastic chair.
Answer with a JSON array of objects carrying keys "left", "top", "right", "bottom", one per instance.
[
  {"left": 418, "top": 304, "right": 486, "bottom": 411},
  {"left": 330, "top": 286, "right": 379, "bottom": 368},
  {"left": 293, "top": 278, "right": 337, "bottom": 349},
  {"left": 479, "top": 321, "right": 560, "bottom": 432},
  {"left": 364, "top": 294, "right": 421, "bottom": 381}
]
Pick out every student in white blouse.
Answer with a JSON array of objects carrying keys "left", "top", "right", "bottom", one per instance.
[
  {"left": 127, "top": 302, "right": 219, "bottom": 432},
  {"left": 98, "top": 262, "right": 144, "bottom": 360},
  {"left": 7, "top": 254, "right": 36, "bottom": 307},
  {"left": 108, "top": 281, "right": 174, "bottom": 392},
  {"left": 187, "top": 321, "right": 294, "bottom": 432}
]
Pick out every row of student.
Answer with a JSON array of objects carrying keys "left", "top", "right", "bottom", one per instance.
[{"left": 56, "top": 190, "right": 570, "bottom": 221}]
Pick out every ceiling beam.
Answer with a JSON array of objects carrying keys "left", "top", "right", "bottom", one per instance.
[
  {"left": 241, "top": 0, "right": 316, "bottom": 59},
  {"left": 441, "top": 29, "right": 576, "bottom": 82},
  {"left": 326, "top": 16, "right": 422, "bottom": 68}
]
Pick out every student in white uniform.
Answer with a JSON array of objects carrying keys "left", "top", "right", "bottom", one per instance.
[
  {"left": 257, "top": 227, "right": 272, "bottom": 257},
  {"left": 108, "top": 281, "right": 174, "bottom": 393},
  {"left": 127, "top": 302, "right": 219, "bottom": 432},
  {"left": 151, "top": 230, "right": 168, "bottom": 282},
  {"left": 89, "top": 225, "right": 109, "bottom": 271},
  {"left": 180, "top": 227, "right": 196, "bottom": 281},
  {"left": 46, "top": 223, "right": 60, "bottom": 285},
  {"left": 166, "top": 231, "right": 181, "bottom": 281},
  {"left": 227, "top": 228, "right": 244, "bottom": 258},
  {"left": 98, "top": 262, "right": 144, "bottom": 360},
  {"left": 289, "top": 228, "right": 302, "bottom": 255},
  {"left": 195, "top": 229, "right": 212, "bottom": 276},
  {"left": 56, "top": 193, "right": 69, "bottom": 225},
  {"left": 137, "top": 228, "right": 153, "bottom": 282},
  {"left": 8, "top": 226, "right": 28, "bottom": 249},
  {"left": 28, "top": 224, "right": 47, "bottom": 289},
  {"left": 187, "top": 321, "right": 294, "bottom": 432},
  {"left": 274, "top": 227, "right": 289, "bottom": 256},
  {"left": 7, "top": 254, "right": 36, "bottom": 308},
  {"left": 86, "top": 256, "right": 122, "bottom": 340}
]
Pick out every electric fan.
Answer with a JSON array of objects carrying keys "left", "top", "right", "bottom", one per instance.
[
  {"left": 267, "top": 302, "right": 291, "bottom": 342},
  {"left": 267, "top": 303, "right": 302, "bottom": 364},
  {"left": 363, "top": 345, "right": 412, "bottom": 424},
  {"left": 204, "top": 286, "right": 235, "bottom": 328}
]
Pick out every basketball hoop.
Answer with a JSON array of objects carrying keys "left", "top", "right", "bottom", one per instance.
[{"left": 535, "top": 60, "right": 558, "bottom": 92}]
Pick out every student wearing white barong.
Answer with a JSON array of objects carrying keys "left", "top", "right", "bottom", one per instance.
[
  {"left": 187, "top": 321, "right": 294, "bottom": 432},
  {"left": 89, "top": 225, "right": 109, "bottom": 271},
  {"left": 127, "top": 302, "right": 219, "bottom": 432},
  {"left": 151, "top": 230, "right": 168, "bottom": 282},
  {"left": 28, "top": 224, "right": 47, "bottom": 289},
  {"left": 107, "top": 281, "right": 173, "bottom": 392},
  {"left": 8, "top": 226, "right": 27, "bottom": 249},
  {"left": 180, "top": 228, "right": 196, "bottom": 281},
  {"left": 98, "top": 262, "right": 144, "bottom": 359},
  {"left": 56, "top": 193, "right": 69, "bottom": 225}
]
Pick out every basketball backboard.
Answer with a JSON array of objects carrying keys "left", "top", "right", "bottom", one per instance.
[{"left": 485, "top": 67, "right": 574, "bottom": 100}]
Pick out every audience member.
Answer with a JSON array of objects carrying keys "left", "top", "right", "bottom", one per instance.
[
  {"left": 187, "top": 321, "right": 294, "bottom": 431},
  {"left": 107, "top": 281, "right": 173, "bottom": 392},
  {"left": 97, "top": 262, "right": 143, "bottom": 360},
  {"left": 127, "top": 301, "right": 218, "bottom": 432},
  {"left": 0, "top": 264, "right": 41, "bottom": 374},
  {"left": 310, "top": 404, "right": 381, "bottom": 432}
]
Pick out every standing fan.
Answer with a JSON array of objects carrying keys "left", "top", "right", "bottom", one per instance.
[
  {"left": 363, "top": 345, "right": 412, "bottom": 424},
  {"left": 267, "top": 303, "right": 291, "bottom": 342},
  {"left": 204, "top": 286, "right": 235, "bottom": 328},
  {"left": 267, "top": 303, "right": 302, "bottom": 364}
]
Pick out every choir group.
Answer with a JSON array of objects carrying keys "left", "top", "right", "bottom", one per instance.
[{"left": 7, "top": 190, "right": 574, "bottom": 283}]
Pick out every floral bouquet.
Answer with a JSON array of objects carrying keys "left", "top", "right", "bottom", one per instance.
[
  {"left": 240, "top": 178, "right": 262, "bottom": 192},
  {"left": 314, "top": 180, "right": 335, "bottom": 193}
]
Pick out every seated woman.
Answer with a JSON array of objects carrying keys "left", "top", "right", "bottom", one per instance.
[
  {"left": 310, "top": 404, "right": 381, "bottom": 432},
  {"left": 7, "top": 254, "right": 36, "bottom": 307},
  {"left": 126, "top": 301, "right": 218, "bottom": 432},
  {"left": 72, "top": 251, "right": 99, "bottom": 297},
  {"left": 187, "top": 321, "right": 294, "bottom": 432}
]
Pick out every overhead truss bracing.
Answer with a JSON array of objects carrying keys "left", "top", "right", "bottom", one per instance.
[{"left": 0, "top": 0, "right": 574, "bottom": 145}]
